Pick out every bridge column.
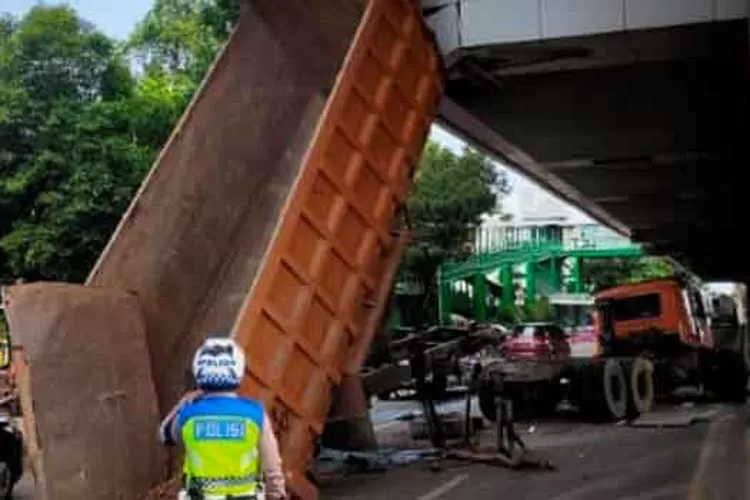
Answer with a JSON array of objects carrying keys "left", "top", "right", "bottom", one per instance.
[
  {"left": 525, "top": 261, "right": 537, "bottom": 305},
  {"left": 439, "top": 278, "right": 453, "bottom": 326},
  {"left": 473, "top": 273, "right": 488, "bottom": 322},
  {"left": 501, "top": 264, "right": 514, "bottom": 307},
  {"left": 570, "top": 256, "right": 584, "bottom": 293},
  {"left": 547, "top": 258, "right": 563, "bottom": 294}
]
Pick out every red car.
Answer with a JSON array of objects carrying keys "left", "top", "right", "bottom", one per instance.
[
  {"left": 502, "top": 322, "right": 571, "bottom": 361},
  {"left": 477, "top": 322, "right": 574, "bottom": 420}
]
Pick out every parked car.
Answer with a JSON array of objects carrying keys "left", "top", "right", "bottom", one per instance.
[
  {"left": 502, "top": 322, "right": 571, "bottom": 361},
  {"left": 478, "top": 321, "right": 572, "bottom": 420}
]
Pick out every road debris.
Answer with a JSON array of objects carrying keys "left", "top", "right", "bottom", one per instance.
[
  {"left": 630, "top": 405, "right": 723, "bottom": 428},
  {"left": 313, "top": 447, "right": 439, "bottom": 480}
]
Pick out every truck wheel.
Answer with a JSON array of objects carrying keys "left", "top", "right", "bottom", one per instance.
[
  {"left": 579, "top": 359, "right": 628, "bottom": 421},
  {"left": 534, "top": 381, "right": 561, "bottom": 416},
  {"left": 0, "top": 463, "right": 12, "bottom": 500},
  {"left": 601, "top": 358, "right": 628, "bottom": 421},
  {"left": 627, "top": 357, "right": 654, "bottom": 418}
]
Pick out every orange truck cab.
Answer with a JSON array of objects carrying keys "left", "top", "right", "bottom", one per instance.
[
  {"left": 593, "top": 277, "right": 713, "bottom": 357},
  {"left": 588, "top": 276, "right": 746, "bottom": 405}
]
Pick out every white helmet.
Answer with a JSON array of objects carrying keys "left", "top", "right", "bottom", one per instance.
[{"left": 192, "top": 337, "right": 246, "bottom": 391}]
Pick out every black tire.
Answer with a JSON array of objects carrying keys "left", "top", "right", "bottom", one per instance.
[
  {"left": 0, "top": 462, "right": 12, "bottom": 500},
  {"left": 627, "top": 357, "right": 655, "bottom": 418},
  {"left": 579, "top": 359, "right": 628, "bottom": 421},
  {"left": 532, "top": 381, "right": 561, "bottom": 417}
]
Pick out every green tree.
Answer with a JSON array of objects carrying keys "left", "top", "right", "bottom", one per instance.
[
  {"left": 401, "top": 141, "right": 509, "bottom": 324},
  {"left": 0, "top": 6, "right": 171, "bottom": 282},
  {"left": 583, "top": 256, "right": 675, "bottom": 292},
  {"left": 128, "top": 0, "right": 236, "bottom": 82},
  {"left": 198, "top": 0, "right": 241, "bottom": 40},
  {"left": 4, "top": 6, "right": 130, "bottom": 102}
]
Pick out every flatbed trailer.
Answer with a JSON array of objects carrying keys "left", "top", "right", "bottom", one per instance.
[{"left": 361, "top": 324, "right": 507, "bottom": 399}]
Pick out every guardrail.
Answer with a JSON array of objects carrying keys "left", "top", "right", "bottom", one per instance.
[{"left": 471, "top": 224, "right": 637, "bottom": 255}]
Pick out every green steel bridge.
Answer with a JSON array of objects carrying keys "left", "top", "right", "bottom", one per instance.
[{"left": 435, "top": 224, "right": 643, "bottom": 325}]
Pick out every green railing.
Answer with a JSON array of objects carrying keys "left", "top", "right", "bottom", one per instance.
[
  {"left": 472, "top": 224, "right": 636, "bottom": 255},
  {"left": 391, "top": 224, "right": 644, "bottom": 327},
  {"left": 441, "top": 224, "right": 641, "bottom": 278},
  {"left": 436, "top": 224, "right": 643, "bottom": 325}
]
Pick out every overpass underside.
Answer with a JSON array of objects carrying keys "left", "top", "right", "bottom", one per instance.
[{"left": 435, "top": 17, "right": 750, "bottom": 280}]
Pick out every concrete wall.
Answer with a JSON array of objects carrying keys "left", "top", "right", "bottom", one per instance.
[{"left": 426, "top": 0, "right": 748, "bottom": 50}]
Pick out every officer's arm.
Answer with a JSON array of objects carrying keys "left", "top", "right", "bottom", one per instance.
[
  {"left": 260, "top": 409, "right": 287, "bottom": 499},
  {"left": 158, "top": 390, "right": 202, "bottom": 446},
  {"left": 158, "top": 402, "right": 183, "bottom": 446}
]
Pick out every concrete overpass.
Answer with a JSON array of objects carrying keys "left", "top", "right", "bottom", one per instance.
[{"left": 423, "top": 0, "right": 750, "bottom": 280}]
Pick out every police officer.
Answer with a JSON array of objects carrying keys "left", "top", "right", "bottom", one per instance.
[{"left": 159, "top": 337, "right": 287, "bottom": 499}]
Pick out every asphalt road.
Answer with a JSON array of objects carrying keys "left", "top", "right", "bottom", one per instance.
[
  {"left": 321, "top": 403, "right": 750, "bottom": 500},
  {"left": 11, "top": 401, "right": 748, "bottom": 499}
]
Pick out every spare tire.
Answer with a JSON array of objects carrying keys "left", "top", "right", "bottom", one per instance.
[{"left": 627, "top": 357, "right": 655, "bottom": 417}]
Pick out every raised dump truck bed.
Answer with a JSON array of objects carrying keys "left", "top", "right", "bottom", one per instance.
[{"left": 2, "top": 1, "right": 443, "bottom": 498}]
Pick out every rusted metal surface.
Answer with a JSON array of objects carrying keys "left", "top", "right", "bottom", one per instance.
[
  {"left": 86, "top": 0, "right": 365, "bottom": 417},
  {"left": 2, "top": 283, "right": 164, "bottom": 500},
  {"left": 5, "top": 1, "right": 441, "bottom": 497},
  {"left": 12, "top": 348, "right": 41, "bottom": 486},
  {"left": 229, "top": 0, "right": 443, "bottom": 496}
]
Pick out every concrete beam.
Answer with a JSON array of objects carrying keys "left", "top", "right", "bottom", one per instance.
[
  {"left": 632, "top": 222, "right": 728, "bottom": 243},
  {"left": 436, "top": 97, "right": 631, "bottom": 236},
  {"left": 456, "top": 0, "right": 748, "bottom": 47},
  {"left": 608, "top": 197, "right": 738, "bottom": 229},
  {"left": 551, "top": 160, "right": 727, "bottom": 201},
  {"left": 448, "top": 58, "right": 749, "bottom": 163},
  {"left": 454, "top": 20, "right": 749, "bottom": 78}
]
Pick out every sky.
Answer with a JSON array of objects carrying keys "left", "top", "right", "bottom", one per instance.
[
  {"left": 2, "top": 0, "right": 592, "bottom": 226},
  {"left": 2, "top": 0, "right": 153, "bottom": 40}
]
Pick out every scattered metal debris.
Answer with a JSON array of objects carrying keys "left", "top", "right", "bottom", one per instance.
[
  {"left": 314, "top": 447, "right": 438, "bottom": 477},
  {"left": 629, "top": 405, "right": 723, "bottom": 428}
]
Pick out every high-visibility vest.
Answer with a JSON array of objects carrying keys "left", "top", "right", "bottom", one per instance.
[{"left": 178, "top": 395, "right": 264, "bottom": 497}]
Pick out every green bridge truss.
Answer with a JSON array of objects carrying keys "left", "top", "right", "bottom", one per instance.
[{"left": 435, "top": 224, "right": 643, "bottom": 325}]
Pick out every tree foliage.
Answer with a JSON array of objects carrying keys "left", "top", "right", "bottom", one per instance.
[
  {"left": 401, "top": 141, "right": 510, "bottom": 323},
  {"left": 0, "top": 5, "right": 213, "bottom": 282},
  {"left": 583, "top": 256, "right": 675, "bottom": 292},
  {"left": 0, "top": 1, "right": 509, "bottom": 301},
  {"left": 127, "top": 0, "right": 239, "bottom": 81}
]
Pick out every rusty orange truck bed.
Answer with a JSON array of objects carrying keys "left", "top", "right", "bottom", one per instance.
[{"left": 1, "top": 1, "right": 443, "bottom": 498}]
